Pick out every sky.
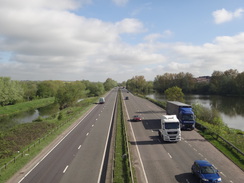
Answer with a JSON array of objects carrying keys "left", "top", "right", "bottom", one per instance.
[{"left": 0, "top": 0, "right": 244, "bottom": 82}]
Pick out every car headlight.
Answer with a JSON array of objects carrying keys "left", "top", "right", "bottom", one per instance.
[{"left": 217, "top": 177, "right": 222, "bottom": 181}]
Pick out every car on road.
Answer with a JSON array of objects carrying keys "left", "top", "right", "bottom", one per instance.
[
  {"left": 132, "top": 115, "right": 142, "bottom": 122},
  {"left": 191, "top": 160, "right": 222, "bottom": 183},
  {"left": 125, "top": 96, "right": 129, "bottom": 100}
]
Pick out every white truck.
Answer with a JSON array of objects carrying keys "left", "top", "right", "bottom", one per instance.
[{"left": 158, "top": 115, "right": 181, "bottom": 142}]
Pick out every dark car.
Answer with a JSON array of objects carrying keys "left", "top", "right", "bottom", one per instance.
[
  {"left": 191, "top": 160, "right": 222, "bottom": 183},
  {"left": 132, "top": 115, "right": 141, "bottom": 122},
  {"left": 125, "top": 96, "right": 129, "bottom": 100}
]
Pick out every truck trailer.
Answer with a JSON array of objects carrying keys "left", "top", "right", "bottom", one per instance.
[
  {"left": 158, "top": 115, "right": 181, "bottom": 142},
  {"left": 166, "top": 101, "right": 196, "bottom": 130}
]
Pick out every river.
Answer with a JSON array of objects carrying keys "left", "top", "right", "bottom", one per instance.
[
  {"left": 146, "top": 93, "right": 244, "bottom": 131},
  {"left": 0, "top": 103, "right": 60, "bottom": 132}
]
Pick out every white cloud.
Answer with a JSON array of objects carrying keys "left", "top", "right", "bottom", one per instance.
[
  {"left": 115, "top": 18, "right": 145, "bottom": 34},
  {"left": 112, "top": 0, "right": 128, "bottom": 6},
  {"left": 213, "top": 8, "right": 244, "bottom": 24},
  {"left": 144, "top": 30, "right": 173, "bottom": 42}
]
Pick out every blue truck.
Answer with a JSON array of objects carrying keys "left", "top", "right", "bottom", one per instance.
[{"left": 166, "top": 101, "right": 196, "bottom": 130}]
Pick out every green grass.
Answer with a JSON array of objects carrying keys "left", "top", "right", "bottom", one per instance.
[
  {"left": 0, "top": 97, "right": 98, "bottom": 183},
  {"left": 113, "top": 91, "right": 133, "bottom": 183},
  {"left": 0, "top": 97, "right": 55, "bottom": 116}
]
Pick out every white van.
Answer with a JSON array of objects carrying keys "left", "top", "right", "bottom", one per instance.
[{"left": 99, "top": 97, "right": 105, "bottom": 104}]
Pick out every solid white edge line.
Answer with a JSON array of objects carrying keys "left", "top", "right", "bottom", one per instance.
[
  {"left": 18, "top": 104, "right": 97, "bottom": 183},
  {"left": 123, "top": 94, "right": 149, "bottom": 183}
]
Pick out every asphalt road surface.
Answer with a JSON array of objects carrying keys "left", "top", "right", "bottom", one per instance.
[
  {"left": 122, "top": 89, "right": 244, "bottom": 183},
  {"left": 8, "top": 88, "right": 118, "bottom": 183}
]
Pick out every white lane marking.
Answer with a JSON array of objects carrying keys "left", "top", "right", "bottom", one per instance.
[
  {"left": 198, "top": 153, "right": 203, "bottom": 157},
  {"left": 92, "top": 124, "right": 94, "bottom": 127},
  {"left": 86, "top": 133, "right": 89, "bottom": 136},
  {"left": 18, "top": 104, "right": 97, "bottom": 183},
  {"left": 220, "top": 171, "right": 226, "bottom": 177},
  {"left": 193, "top": 148, "right": 197, "bottom": 151},
  {"left": 168, "top": 153, "right": 172, "bottom": 159},
  {"left": 124, "top": 105, "right": 148, "bottom": 183},
  {"left": 186, "top": 179, "right": 190, "bottom": 183},
  {"left": 78, "top": 145, "right": 81, "bottom": 149},
  {"left": 63, "top": 165, "right": 69, "bottom": 173}
]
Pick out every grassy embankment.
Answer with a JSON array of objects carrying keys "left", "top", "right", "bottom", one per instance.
[
  {"left": 113, "top": 91, "right": 134, "bottom": 183},
  {"left": 0, "top": 97, "right": 98, "bottom": 183},
  {"left": 0, "top": 98, "right": 55, "bottom": 117},
  {"left": 140, "top": 94, "right": 244, "bottom": 171}
]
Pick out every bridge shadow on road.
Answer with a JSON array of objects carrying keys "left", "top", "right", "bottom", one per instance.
[{"left": 175, "top": 172, "right": 199, "bottom": 183}]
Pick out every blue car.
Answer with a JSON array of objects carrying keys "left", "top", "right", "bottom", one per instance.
[{"left": 191, "top": 160, "right": 222, "bottom": 183}]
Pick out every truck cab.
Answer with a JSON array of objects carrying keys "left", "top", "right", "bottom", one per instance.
[{"left": 158, "top": 115, "right": 181, "bottom": 142}]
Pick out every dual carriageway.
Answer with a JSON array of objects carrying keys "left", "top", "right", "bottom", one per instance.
[{"left": 8, "top": 88, "right": 244, "bottom": 183}]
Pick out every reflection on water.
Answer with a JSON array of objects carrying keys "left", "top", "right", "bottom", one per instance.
[
  {"left": 0, "top": 103, "right": 60, "bottom": 131},
  {"left": 147, "top": 94, "right": 244, "bottom": 131}
]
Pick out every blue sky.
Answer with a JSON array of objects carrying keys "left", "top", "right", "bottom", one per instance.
[{"left": 0, "top": 0, "right": 244, "bottom": 82}]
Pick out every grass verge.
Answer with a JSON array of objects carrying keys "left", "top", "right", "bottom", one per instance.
[
  {"left": 199, "top": 131, "right": 244, "bottom": 170},
  {"left": 113, "top": 91, "right": 133, "bottom": 183},
  {"left": 0, "top": 98, "right": 55, "bottom": 117}
]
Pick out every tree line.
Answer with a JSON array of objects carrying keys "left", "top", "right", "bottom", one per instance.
[
  {"left": 0, "top": 77, "right": 117, "bottom": 109},
  {"left": 126, "top": 69, "right": 244, "bottom": 96}
]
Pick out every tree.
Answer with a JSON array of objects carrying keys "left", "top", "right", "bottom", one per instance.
[
  {"left": 103, "top": 78, "right": 117, "bottom": 91},
  {"left": 37, "top": 80, "right": 63, "bottom": 98},
  {"left": 0, "top": 77, "right": 24, "bottom": 106},
  {"left": 164, "top": 86, "right": 184, "bottom": 102},
  {"left": 55, "top": 81, "right": 86, "bottom": 109},
  {"left": 20, "top": 81, "right": 38, "bottom": 100}
]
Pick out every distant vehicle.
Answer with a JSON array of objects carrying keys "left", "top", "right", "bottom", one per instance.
[
  {"left": 191, "top": 160, "right": 222, "bottom": 183},
  {"left": 99, "top": 97, "right": 105, "bottom": 104},
  {"left": 125, "top": 96, "right": 129, "bottom": 100},
  {"left": 158, "top": 115, "right": 181, "bottom": 142},
  {"left": 166, "top": 101, "right": 196, "bottom": 130},
  {"left": 132, "top": 115, "right": 141, "bottom": 122}
]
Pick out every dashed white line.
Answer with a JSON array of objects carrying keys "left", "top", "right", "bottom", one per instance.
[
  {"left": 168, "top": 153, "right": 172, "bottom": 159},
  {"left": 63, "top": 165, "right": 69, "bottom": 173},
  {"left": 186, "top": 179, "right": 190, "bottom": 183},
  {"left": 92, "top": 124, "right": 94, "bottom": 127},
  {"left": 198, "top": 153, "right": 203, "bottom": 157},
  {"left": 78, "top": 145, "right": 81, "bottom": 149},
  {"left": 193, "top": 148, "right": 197, "bottom": 151},
  {"left": 86, "top": 133, "right": 89, "bottom": 136},
  {"left": 220, "top": 171, "right": 226, "bottom": 177}
]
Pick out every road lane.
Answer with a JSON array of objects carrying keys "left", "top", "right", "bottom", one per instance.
[
  {"left": 16, "top": 89, "right": 117, "bottom": 183},
  {"left": 59, "top": 88, "right": 117, "bottom": 183},
  {"left": 122, "top": 89, "right": 244, "bottom": 183}
]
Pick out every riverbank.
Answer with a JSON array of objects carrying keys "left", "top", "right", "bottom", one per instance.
[{"left": 0, "top": 98, "right": 55, "bottom": 117}]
